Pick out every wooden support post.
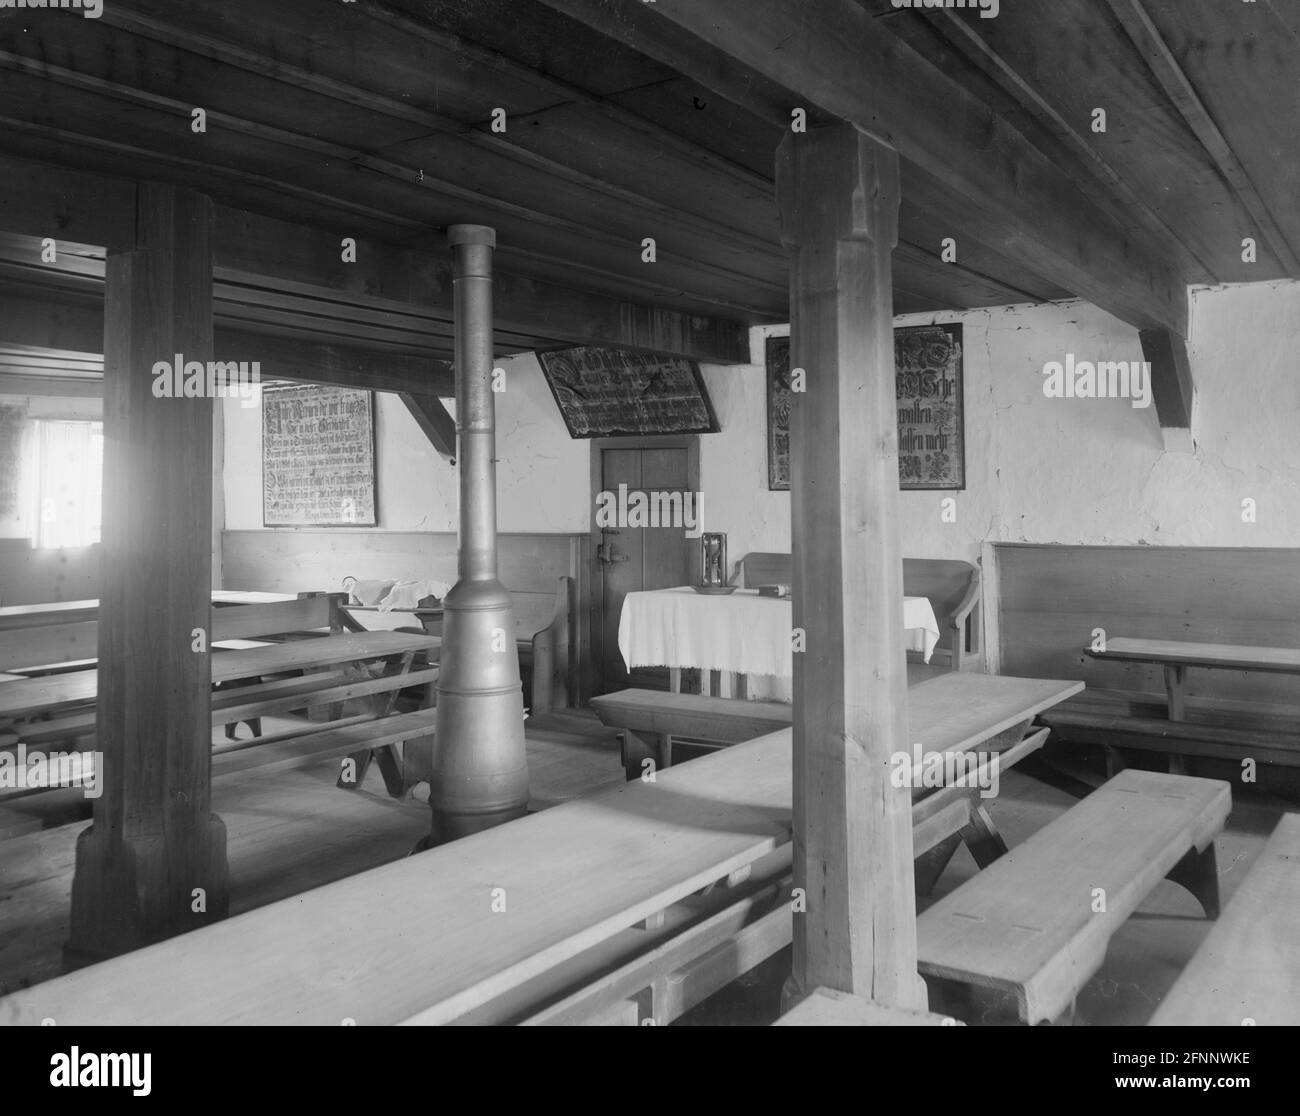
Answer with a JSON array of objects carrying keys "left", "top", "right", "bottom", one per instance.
[
  {"left": 68, "top": 184, "right": 229, "bottom": 965},
  {"left": 777, "top": 125, "right": 923, "bottom": 1008}
]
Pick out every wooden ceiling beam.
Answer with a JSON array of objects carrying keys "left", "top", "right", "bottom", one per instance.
[
  {"left": 1138, "top": 327, "right": 1195, "bottom": 432},
  {"left": 539, "top": 0, "right": 1191, "bottom": 337},
  {"left": 0, "top": 285, "right": 455, "bottom": 397},
  {"left": 1105, "top": 0, "right": 1300, "bottom": 275},
  {"left": 0, "top": 152, "right": 752, "bottom": 364},
  {"left": 399, "top": 393, "right": 457, "bottom": 464}
]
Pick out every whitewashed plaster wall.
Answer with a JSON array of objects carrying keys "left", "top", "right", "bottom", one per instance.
[
  {"left": 222, "top": 279, "right": 1300, "bottom": 560},
  {"left": 222, "top": 350, "right": 589, "bottom": 533}
]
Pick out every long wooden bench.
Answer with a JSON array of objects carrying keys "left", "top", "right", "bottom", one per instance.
[
  {"left": 0, "top": 717, "right": 1231, "bottom": 1028},
  {"left": 592, "top": 672, "right": 1078, "bottom": 781},
  {"left": 341, "top": 575, "right": 574, "bottom": 714},
  {"left": 917, "top": 768, "right": 1230, "bottom": 1024},
  {"left": 1, "top": 610, "right": 441, "bottom": 798},
  {"left": 0, "top": 594, "right": 340, "bottom": 678},
  {"left": 0, "top": 723, "right": 1033, "bottom": 1027},
  {"left": 736, "top": 551, "right": 981, "bottom": 672},
  {"left": 995, "top": 542, "right": 1300, "bottom": 776},
  {"left": 1150, "top": 812, "right": 1300, "bottom": 1026},
  {"left": 591, "top": 688, "right": 792, "bottom": 777}
]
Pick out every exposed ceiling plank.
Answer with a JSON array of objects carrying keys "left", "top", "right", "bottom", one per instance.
[
  {"left": 0, "top": 287, "right": 455, "bottom": 398},
  {"left": 1105, "top": 0, "right": 1300, "bottom": 274},
  {"left": 928, "top": 8, "right": 1215, "bottom": 282},
  {"left": 0, "top": 52, "right": 786, "bottom": 303},
  {"left": 0, "top": 153, "right": 753, "bottom": 364},
  {"left": 354, "top": 0, "right": 776, "bottom": 195},
  {"left": 1138, "top": 327, "right": 1195, "bottom": 431},
  {"left": 93, "top": 4, "right": 785, "bottom": 269},
  {"left": 0, "top": 115, "right": 776, "bottom": 320},
  {"left": 539, "top": 0, "right": 1190, "bottom": 336},
  {"left": 399, "top": 393, "right": 457, "bottom": 463}
]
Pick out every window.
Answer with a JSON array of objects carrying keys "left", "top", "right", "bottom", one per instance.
[{"left": 27, "top": 419, "right": 103, "bottom": 549}]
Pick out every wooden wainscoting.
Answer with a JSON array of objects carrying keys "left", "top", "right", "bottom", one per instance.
[
  {"left": 0, "top": 539, "right": 100, "bottom": 607},
  {"left": 994, "top": 542, "right": 1300, "bottom": 708},
  {"left": 220, "top": 529, "right": 590, "bottom": 704}
]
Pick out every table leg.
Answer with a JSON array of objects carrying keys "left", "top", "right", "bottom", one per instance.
[
  {"left": 959, "top": 800, "right": 1010, "bottom": 868},
  {"left": 669, "top": 668, "right": 681, "bottom": 694},
  {"left": 1164, "top": 663, "right": 1188, "bottom": 775}
]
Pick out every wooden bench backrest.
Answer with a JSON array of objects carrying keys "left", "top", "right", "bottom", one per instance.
[
  {"left": 735, "top": 552, "right": 979, "bottom": 652},
  {"left": 0, "top": 596, "right": 334, "bottom": 672},
  {"left": 995, "top": 543, "right": 1300, "bottom": 706}
]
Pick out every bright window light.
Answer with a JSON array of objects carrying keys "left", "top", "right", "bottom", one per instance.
[{"left": 29, "top": 419, "right": 103, "bottom": 550}]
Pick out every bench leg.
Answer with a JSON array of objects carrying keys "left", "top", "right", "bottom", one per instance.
[
  {"left": 338, "top": 748, "right": 374, "bottom": 791},
  {"left": 372, "top": 745, "right": 408, "bottom": 798},
  {"left": 1104, "top": 744, "right": 1126, "bottom": 779},
  {"left": 914, "top": 833, "right": 962, "bottom": 896},
  {"left": 959, "top": 802, "right": 1009, "bottom": 869},
  {"left": 621, "top": 730, "right": 671, "bottom": 780},
  {"left": 1166, "top": 842, "right": 1220, "bottom": 919}
]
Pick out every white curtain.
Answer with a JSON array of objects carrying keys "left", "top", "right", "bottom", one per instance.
[{"left": 32, "top": 420, "right": 103, "bottom": 550}]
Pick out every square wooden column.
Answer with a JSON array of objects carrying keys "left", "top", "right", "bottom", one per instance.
[
  {"left": 68, "top": 184, "right": 229, "bottom": 964},
  {"left": 777, "top": 125, "right": 924, "bottom": 1008}
]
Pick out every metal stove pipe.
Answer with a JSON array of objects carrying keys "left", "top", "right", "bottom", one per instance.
[{"left": 429, "top": 224, "right": 530, "bottom": 842}]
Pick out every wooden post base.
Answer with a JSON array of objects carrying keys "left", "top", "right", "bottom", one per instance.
[{"left": 67, "top": 816, "right": 230, "bottom": 965}]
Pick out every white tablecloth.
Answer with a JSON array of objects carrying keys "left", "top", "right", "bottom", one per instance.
[{"left": 618, "top": 587, "right": 940, "bottom": 701}]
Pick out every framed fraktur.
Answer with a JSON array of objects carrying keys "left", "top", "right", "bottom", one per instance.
[{"left": 765, "top": 324, "right": 965, "bottom": 492}]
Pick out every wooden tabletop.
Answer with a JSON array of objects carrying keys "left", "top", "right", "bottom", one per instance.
[
  {"left": 0, "top": 631, "right": 437, "bottom": 721},
  {"left": 0, "top": 672, "right": 1084, "bottom": 1026},
  {"left": 1088, "top": 636, "right": 1300, "bottom": 674},
  {"left": 0, "top": 591, "right": 301, "bottom": 631},
  {"left": 592, "top": 672, "right": 1082, "bottom": 755},
  {"left": 211, "top": 590, "right": 301, "bottom": 605},
  {"left": 906, "top": 673, "right": 1083, "bottom": 753},
  {"left": 0, "top": 600, "right": 98, "bottom": 631}
]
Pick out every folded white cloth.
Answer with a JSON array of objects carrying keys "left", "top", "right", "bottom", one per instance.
[
  {"left": 343, "top": 577, "right": 396, "bottom": 607},
  {"left": 378, "top": 579, "right": 451, "bottom": 612}
]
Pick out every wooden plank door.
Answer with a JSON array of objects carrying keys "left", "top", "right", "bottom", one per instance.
[{"left": 594, "top": 442, "right": 694, "bottom": 693}]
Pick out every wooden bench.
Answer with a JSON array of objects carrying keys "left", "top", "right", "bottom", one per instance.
[
  {"left": 0, "top": 732, "right": 798, "bottom": 1026},
  {"left": 0, "top": 594, "right": 341, "bottom": 677},
  {"left": 994, "top": 542, "right": 1300, "bottom": 777},
  {"left": 736, "top": 552, "right": 980, "bottom": 672},
  {"left": 917, "top": 768, "right": 1230, "bottom": 1024},
  {"left": 591, "top": 688, "right": 792, "bottom": 777},
  {"left": 340, "top": 575, "right": 574, "bottom": 714},
  {"left": 1150, "top": 812, "right": 1300, "bottom": 1026},
  {"left": 592, "top": 672, "right": 1079, "bottom": 782},
  {"left": 1, "top": 623, "right": 441, "bottom": 799},
  {"left": 0, "top": 723, "right": 1031, "bottom": 1027}
]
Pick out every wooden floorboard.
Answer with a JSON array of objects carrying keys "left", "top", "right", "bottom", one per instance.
[{"left": 0, "top": 709, "right": 623, "bottom": 998}]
